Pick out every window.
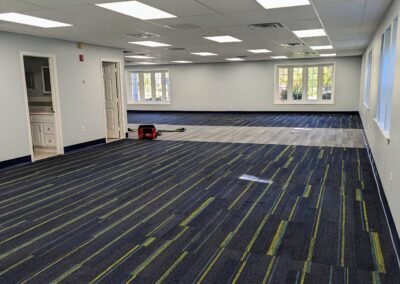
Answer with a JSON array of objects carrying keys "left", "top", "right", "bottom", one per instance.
[
  {"left": 364, "top": 50, "right": 373, "bottom": 107},
  {"left": 275, "top": 63, "right": 335, "bottom": 104},
  {"left": 129, "top": 70, "right": 170, "bottom": 104},
  {"left": 376, "top": 17, "right": 398, "bottom": 134}
]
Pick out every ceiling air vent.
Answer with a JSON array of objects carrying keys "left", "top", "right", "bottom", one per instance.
[
  {"left": 126, "top": 32, "right": 159, "bottom": 39},
  {"left": 297, "top": 52, "right": 318, "bottom": 56},
  {"left": 167, "top": 47, "right": 187, "bottom": 51},
  {"left": 249, "top": 22, "right": 284, "bottom": 29},
  {"left": 281, "top": 42, "right": 304, "bottom": 47},
  {"left": 164, "top": 24, "right": 202, "bottom": 31}
]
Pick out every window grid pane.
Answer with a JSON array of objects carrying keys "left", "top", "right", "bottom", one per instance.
[
  {"left": 131, "top": 73, "right": 140, "bottom": 102},
  {"left": 143, "top": 73, "right": 153, "bottom": 101},
  {"left": 155, "top": 72, "right": 163, "bottom": 101},
  {"left": 307, "top": 67, "right": 318, "bottom": 100},
  {"left": 292, "top": 67, "right": 303, "bottom": 100},
  {"left": 278, "top": 68, "right": 289, "bottom": 100},
  {"left": 322, "top": 66, "right": 333, "bottom": 100},
  {"left": 376, "top": 17, "right": 397, "bottom": 132},
  {"left": 364, "top": 50, "right": 372, "bottom": 106},
  {"left": 385, "top": 17, "right": 398, "bottom": 131},
  {"left": 165, "top": 72, "right": 170, "bottom": 102}
]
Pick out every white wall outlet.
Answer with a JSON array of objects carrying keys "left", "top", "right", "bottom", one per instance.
[
  {"left": 390, "top": 171, "right": 393, "bottom": 184},
  {"left": 81, "top": 125, "right": 86, "bottom": 132}
]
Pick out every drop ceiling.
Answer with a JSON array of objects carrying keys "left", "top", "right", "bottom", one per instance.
[{"left": 0, "top": 0, "right": 393, "bottom": 65}]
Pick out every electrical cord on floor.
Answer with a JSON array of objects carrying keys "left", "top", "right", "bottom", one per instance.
[{"left": 128, "top": 127, "right": 186, "bottom": 136}]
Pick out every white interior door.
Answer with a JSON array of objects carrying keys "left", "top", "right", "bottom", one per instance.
[{"left": 102, "top": 62, "right": 120, "bottom": 139}]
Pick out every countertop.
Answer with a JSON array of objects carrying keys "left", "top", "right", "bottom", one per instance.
[{"left": 30, "top": 111, "right": 55, "bottom": 115}]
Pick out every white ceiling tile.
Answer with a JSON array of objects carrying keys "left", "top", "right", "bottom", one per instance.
[
  {"left": 1, "top": 0, "right": 43, "bottom": 12},
  {"left": 195, "top": 0, "right": 261, "bottom": 13},
  {"left": 314, "top": 0, "right": 366, "bottom": 18},
  {"left": 223, "top": 10, "right": 276, "bottom": 26},
  {"left": 0, "top": 0, "right": 393, "bottom": 63}
]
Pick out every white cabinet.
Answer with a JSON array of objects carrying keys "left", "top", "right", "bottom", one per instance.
[
  {"left": 30, "top": 114, "right": 56, "bottom": 151},
  {"left": 31, "top": 123, "right": 43, "bottom": 146}
]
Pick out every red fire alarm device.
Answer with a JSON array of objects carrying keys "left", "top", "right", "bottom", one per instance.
[{"left": 79, "top": 54, "right": 84, "bottom": 62}]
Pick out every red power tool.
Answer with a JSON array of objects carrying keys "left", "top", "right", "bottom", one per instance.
[{"left": 135, "top": 125, "right": 185, "bottom": 140}]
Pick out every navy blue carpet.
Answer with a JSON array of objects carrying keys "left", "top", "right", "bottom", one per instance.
[
  {"left": 127, "top": 111, "right": 362, "bottom": 129},
  {"left": 0, "top": 113, "right": 398, "bottom": 284}
]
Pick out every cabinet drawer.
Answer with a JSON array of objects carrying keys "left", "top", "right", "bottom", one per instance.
[
  {"left": 44, "top": 123, "right": 55, "bottom": 134},
  {"left": 44, "top": 135, "right": 56, "bottom": 147},
  {"left": 31, "top": 115, "right": 54, "bottom": 123}
]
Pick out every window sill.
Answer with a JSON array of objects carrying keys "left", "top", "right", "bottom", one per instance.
[
  {"left": 274, "top": 100, "right": 334, "bottom": 105},
  {"left": 373, "top": 118, "right": 390, "bottom": 143}
]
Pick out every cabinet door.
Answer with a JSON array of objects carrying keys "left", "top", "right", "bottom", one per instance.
[{"left": 31, "top": 123, "right": 43, "bottom": 146}]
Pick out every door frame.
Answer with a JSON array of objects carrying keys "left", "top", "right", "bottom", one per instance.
[
  {"left": 20, "top": 52, "right": 65, "bottom": 162},
  {"left": 100, "top": 58, "right": 126, "bottom": 142}
]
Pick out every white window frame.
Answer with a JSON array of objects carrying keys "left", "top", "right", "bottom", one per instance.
[
  {"left": 128, "top": 69, "right": 171, "bottom": 105},
  {"left": 274, "top": 62, "right": 336, "bottom": 105},
  {"left": 375, "top": 16, "right": 398, "bottom": 138}
]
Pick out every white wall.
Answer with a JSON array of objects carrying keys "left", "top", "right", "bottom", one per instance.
[
  {"left": 359, "top": 0, "right": 400, "bottom": 233},
  {"left": 0, "top": 31, "right": 124, "bottom": 162},
  {"left": 126, "top": 56, "right": 361, "bottom": 112}
]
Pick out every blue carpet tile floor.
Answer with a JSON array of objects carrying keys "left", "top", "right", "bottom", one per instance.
[
  {"left": 0, "top": 114, "right": 399, "bottom": 283},
  {"left": 127, "top": 112, "right": 363, "bottom": 129}
]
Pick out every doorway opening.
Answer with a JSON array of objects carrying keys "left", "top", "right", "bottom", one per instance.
[
  {"left": 102, "top": 61, "right": 124, "bottom": 143},
  {"left": 22, "top": 54, "right": 64, "bottom": 161}
]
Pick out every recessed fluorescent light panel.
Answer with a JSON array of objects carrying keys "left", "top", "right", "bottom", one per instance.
[
  {"left": 191, "top": 52, "right": 218, "bottom": 56},
  {"left": 126, "top": 55, "right": 155, "bottom": 59},
  {"left": 320, "top": 53, "right": 336, "bottom": 57},
  {"left": 95, "top": 1, "right": 176, "bottom": 20},
  {"left": 135, "top": 62, "right": 156, "bottom": 65},
  {"left": 172, "top": 61, "right": 193, "bottom": 64},
  {"left": 204, "top": 36, "right": 242, "bottom": 43},
  {"left": 271, "top": 56, "right": 288, "bottom": 59},
  {"left": 248, "top": 49, "right": 271, "bottom": 53},
  {"left": 0, "top": 13, "right": 72, "bottom": 28},
  {"left": 226, "top": 58, "right": 244, "bottom": 61},
  {"left": 129, "top": 41, "right": 171, "bottom": 47},
  {"left": 256, "top": 0, "right": 310, "bottom": 9},
  {"left": 311, "top": 45, "right": 333, "bottom": 50},
  {"left": 293, "top": 29, "right": 326, "bottom": 38}
]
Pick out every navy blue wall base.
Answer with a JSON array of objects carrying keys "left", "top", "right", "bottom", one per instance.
[
  {"left": 128, "top": 110, "right": 359, "bottom": 115},
  {"left": 0, "top": 155, "right": 31, "bottom": 170},
  {"left": 64, "top": 138, "right": 106, "bottom": 153}
]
